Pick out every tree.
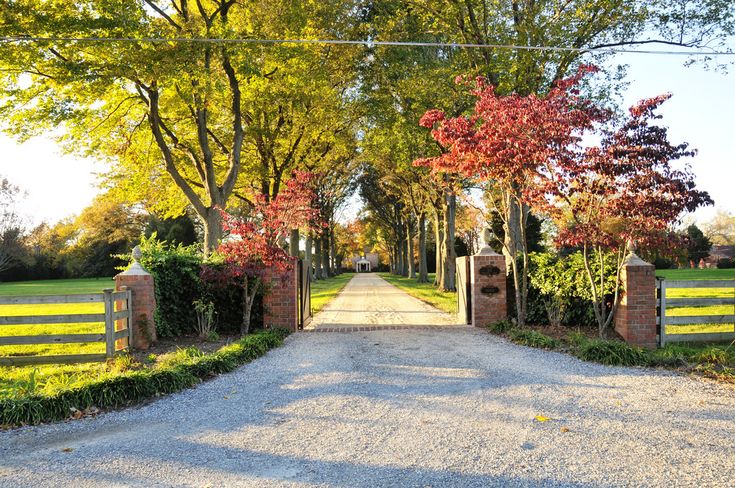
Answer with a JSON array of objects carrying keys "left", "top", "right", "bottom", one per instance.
[
  {"left": 211, "top": 172, "right": 318, "bottom": 335},
  {"left": 416, "top": 67, "right": 604, "bottom": 325},
  {"left": 0, "top": 1, "right": 360, "bottom": 252},
  {"left": 686, "top": 224, "right": 712, "bottom": 266},
  {"left": 64, "top": 194, "right": 146, "bottom": 277},
  {"left": 545, "top": 94, "right": 713, "bottom": 336},
  {"left": 703, "top": 209, "right": 735, "bottom": 246},
  {"left": 145, "top": 214, "right": 198, "bottom": 246},
  {"left": 389, "top": 0, "right": 733, "bottom": 293},
  {"left": 0, "top": 176, "right": 25, "bottom": 276}
]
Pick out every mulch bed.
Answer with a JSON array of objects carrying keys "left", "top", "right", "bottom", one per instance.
[{"left": 129, "top": 332, "right": 244, "bottom": 364}]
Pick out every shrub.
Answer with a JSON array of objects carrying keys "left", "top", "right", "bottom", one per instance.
[
  {"left": 526, "top": 251, "right": 616, "bottom": 329},
  {"left": 717, "top": 258, "right": 735, "bottom": 269},
  {"left": 574, "top": 339, "right": 648, "bottom": 366},
  {"left": 137, "top": 236, "right": 202, "bottom": 337},
  {"left": 695, "top": 347, "right": 731, "bottom": 366},
  {"left": 509, "top": 329, "right": 559, "bottom": 349},
  {"left": 653, "top": 256, "right": 675, "bottom": 269},
  {"left": 193, "top": 299, "right": 217, "bottom": 339},
  {"left": 488, "top": 319, "right": 514, "bottom": 334},
  {"left": 130, "top": 236, "right": 263, "bottom": 337}
]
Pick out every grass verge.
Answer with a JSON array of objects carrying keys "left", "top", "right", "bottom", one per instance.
[
  {"left": 0, "top": 277, "right": 115, "bottom": 296},
  {"left": 311, "top": 273, "right": 354, "bottom": 314},
  {"left": 0, "top": 328, "right": 290, "bottom": 427},
  {"left": 654, "top": 268, "right": 735, "bottom": 280},
  {"left": 377, "top": 272, "right": 456, "bottom": 314},
  {"left": 486, "top": 321, "right": 735, "bottom": 382}
]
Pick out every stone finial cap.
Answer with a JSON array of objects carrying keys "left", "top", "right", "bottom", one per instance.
[
  {"left": 477, "top": 246, "right": 501, "bottom": 256},
  {"left": 117, "top": 245, "right": 151, "bottom": 276},
  {"left": 623, "top": 238, "right": 653, "bottom": 266},
  {"left": 477, "top": 228, "right": 501, "bottom": 256},
  {"left": 132, "top": 245, "right": 142, "bottom": 262}
]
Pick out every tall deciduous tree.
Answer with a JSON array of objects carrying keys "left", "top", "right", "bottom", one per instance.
[
  {"left": 0, "top": 1, "right": 360, "bottom": 253},
  {"left": 545, "top": 94, "right": 713, "bottom": 336},
  {"left": 417, "top": 67, "right": 604, "bottom": 325},
  {"left": 703, "top": 209, "right": 735, "bottom": 246}
]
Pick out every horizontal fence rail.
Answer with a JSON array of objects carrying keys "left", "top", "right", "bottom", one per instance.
[
  {"left": 0, "top": 288, "right": 132, "bottom": 366},
  {"left": 657, "top": 278, "right": 735, "bottom": 346}
]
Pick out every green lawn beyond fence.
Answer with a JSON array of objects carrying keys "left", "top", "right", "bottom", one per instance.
[
  {"left": 0, "top": 278, "right": 115, "bottom": 359},
  {"left": 656, "top": 269, "right": 735, "bottom": 342}
]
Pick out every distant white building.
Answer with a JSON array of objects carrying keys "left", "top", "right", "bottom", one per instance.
[{"left": 351, "top": 253, "right": 379, "bottom": 272}]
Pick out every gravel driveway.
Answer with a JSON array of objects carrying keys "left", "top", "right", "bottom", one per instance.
[
  {"left": 307, "top": 273, "right": 462, "bottom": 330},
  {"left": 1, "top": 278, "right": 734, "bottom": 487}
]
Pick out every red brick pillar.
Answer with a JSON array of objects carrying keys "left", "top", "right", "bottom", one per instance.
[
  {"left": 114, "top": 246, "right": 157, "bottom": 350},
  {"left": 262, "top": 259, "right": 299, "bottom": 332},
  {"left": 469, "top": 247, "right": 507, "bottom": 327},
  {"left": 614, "top": 253, "right": 657, "bottom": 348}
]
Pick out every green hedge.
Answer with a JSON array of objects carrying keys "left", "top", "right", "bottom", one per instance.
[
  {"left": 135, "top": 236, "right": 262, "bottom": 337},
  {"left": 0, "top": 328, "right": 290, "bottom": 427}
]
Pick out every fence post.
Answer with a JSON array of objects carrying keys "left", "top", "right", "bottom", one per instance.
[
  {"left": 103, "top": 288, "right": 115, "bottom": 359},
  {"left": 658, "top": 278, "right": 667, "bottom": 347}
]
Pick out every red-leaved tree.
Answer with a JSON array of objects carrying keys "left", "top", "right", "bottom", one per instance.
[
  {"left": 541, "top": 94, "right": 713, "bottom": 336},
  {"left": 416, "top": 66, "right": 606, "bottom": 326},
  {"left": 204, "top": 171, "right": 320, "bottom": 335}
]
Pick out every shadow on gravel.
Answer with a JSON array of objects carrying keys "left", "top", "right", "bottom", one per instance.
[{"left": 106, "top": 439, "right": 601, "bottom": 488}]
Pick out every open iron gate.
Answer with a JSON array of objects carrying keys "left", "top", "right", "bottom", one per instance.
[{"left": 298, "top": 259, "right": 312, "bottom": 329}]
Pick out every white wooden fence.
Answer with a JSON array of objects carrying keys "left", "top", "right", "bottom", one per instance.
[
  {"left": 657, "top": 279, "right": 735, "bottom": 346},
  {"left": 0, "top": 288, "right": 132, "bottom": 366}
]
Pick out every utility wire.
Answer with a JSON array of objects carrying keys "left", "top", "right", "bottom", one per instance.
[{"left": 0, "top": 36, "right": 733, "bottom": 56}]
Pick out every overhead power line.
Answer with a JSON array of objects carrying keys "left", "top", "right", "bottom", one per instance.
[{"left": 0, "top": 36, "right": 733, "bottom": 56}]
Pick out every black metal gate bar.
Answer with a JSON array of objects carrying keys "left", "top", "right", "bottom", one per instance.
[{"left": 298, "top": 259, "right": 312, "bottom": 329}]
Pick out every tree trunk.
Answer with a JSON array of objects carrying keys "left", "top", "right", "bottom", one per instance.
[
  {"left": 305, "top": 234, "right": 314, "bottom": 281},
  {"left": 503, "top": 193, "right": 522, "bottom": 276},
  {"left": 241, "top": 277, "right": 260, "bottom": 336},
  {"left": 330, "top": 229, "right": 338, "bottom": 275},
  {"left": 418, "top": 212, "right": 429, "bottom": 283},
  {"left": 502, "top": 191, "right": 530, "bottom": 327},
  {"left": 407, "top": 220, "right": 416, "bottom": 278},
  {"left": 434, "top": 210, "right": 443, "bottom": 286},
  {"left": 321, "top": 234, "right": 330, "bottom": 279},
  {"left": 314, "top": 237, "right": 322, "bottom": 281},
  {"left": 440, "top": 191, "right": 457, "bottom": 292},
  {"left": 289, "top": 228, "right": 299, "bottom": 257},
  {"left": 202, "top": 208, "right": 223, "bottom": 254}
]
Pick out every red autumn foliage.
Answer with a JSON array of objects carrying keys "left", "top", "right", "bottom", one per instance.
[
  {"left": 217, "top": 170, "right": 320, "bottom": 277},
  {"left": 543, "top": 94, "right": 713, "bottom": 253},
  {"left": 415, "top": 65, "right": 608, "bottom": 199},
  {"left": 201, "top": 171, "right": 320, "bottom": 335},
  {"left": 417, "top": 66, "right": 712, "bottom": 334}
]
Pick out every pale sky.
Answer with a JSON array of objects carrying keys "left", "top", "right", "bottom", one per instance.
[{"left": 0, "top": 51, "right": 732, "bottom": 227}]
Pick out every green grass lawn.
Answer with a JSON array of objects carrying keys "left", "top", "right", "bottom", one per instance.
[
  {"left": 378, "top": 272, "right": 456, "bottom": 314},
  {"left": 655, "top": 269, "right": 735, "bottom": 338},
  {"left": 0, "top": 277, "right": 115, "bottom": 296},
  {"left": 0, "top": 278, "right": 114, "bottom": 359},
  {"left": 655, "top": 268, "right": 735, "bottom": 280},
  {"left": 311, "top": 273, "right": 354, "bottom": 314},
  {"left": 0, "top": 278, "right": 120, "bottom": 401}
]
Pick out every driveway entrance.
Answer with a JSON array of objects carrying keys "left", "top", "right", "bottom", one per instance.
[{"left": 305, "top": 273, "right": 464, "bottom": 332}]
